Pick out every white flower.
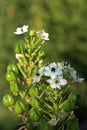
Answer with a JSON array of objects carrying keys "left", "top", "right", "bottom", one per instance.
[
  {"left": 77, "top": 77, "right": 84, "bottom": 83},
  {"left": 36, "top": 30, "right": 49, "bottom": 40},
  {"left": 47, "top": 76, "right": 67, "bottom": 89},
  {"left": 33, "top": 67, "right": 44, "bottom": 83},
  {"left": 14, "top": 25, "right": 29, "bottom": 35},
  {"left": 15, "top": 54, "right": 24, "bottom": 59},
  {"left": 44, "top": 63, "right": 63, "bottom": 79}
]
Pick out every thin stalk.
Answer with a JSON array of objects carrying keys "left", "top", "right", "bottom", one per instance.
[
  {"left": 17, "top": 64, "right": 27, "bottom": 78},
  {"left": 40, "top": 99, "right": 53, "bottom": 110}
]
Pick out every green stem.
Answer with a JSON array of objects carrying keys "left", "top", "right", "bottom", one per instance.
[
  {"left": 39, "top": 107, "right": 53, "bottom": 118},
  {"left": 40, "top": 99, "right": 53, "bottom": 110},
  {"left": 58, "top": 112, "right": 73, "bottom": 130},
  {"left": 34, "top": 38, "right": 42, "bottom": 46},
  {"left": 17, "top": 64, "right": 27, "bottom": 78}
]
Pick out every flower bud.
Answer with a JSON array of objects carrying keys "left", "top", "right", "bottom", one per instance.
[
  {"left": 10, "top": 82, "right": 19, "bottom": 94},
  {"left": 68, "top": 92, "right": 78, "bottom": 102},
  {"left": 66, "top": 114, "right": 80, "bottom": 130},
  {"left": 6, "top": 70, "right": 17, "bottom": 82},
  {"left": 29, "top": 30, "right": 36, "bottom": 36},
  {"left": 14, "top": 101, "right": 26, "bottom": 114},
  {"left": 62, "top": 99, "right": 75, "bottom": 112},
  {"left": 31, "top": 97, "right": 41, "bottom": 108},
  {"left": 3, "top": 94, "right": 15, "bottom": 107},
  {"left": 29, "top": 108, "right": 41, "bottom": 122},
  {"left": 28, "top": 85, "right": 39, "bottom": 97},
  {"left": 7, "top": 64, "right": 18, "bottom": 74}
]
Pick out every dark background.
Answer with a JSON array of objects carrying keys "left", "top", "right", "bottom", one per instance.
[{"left": 0, "top": 0, "right": 87, "bottom": 129}]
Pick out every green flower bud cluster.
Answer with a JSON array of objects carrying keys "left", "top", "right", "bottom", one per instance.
[{"left": 5, "top": 64, "right": 19, "bottom": 95}]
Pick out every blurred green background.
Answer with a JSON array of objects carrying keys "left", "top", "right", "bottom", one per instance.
[{"left": 0, "top": 0, "right": 87, "bottom": 130}]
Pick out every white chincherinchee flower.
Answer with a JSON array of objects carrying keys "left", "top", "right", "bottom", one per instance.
[
  {"left": 36, "top": 30, "right": 49, "bottom": 40},
  {"left": 14, "top": 25, "right": 29, "bottom": 35},
  {"left": 44, "top": 63, "right": 63, "bottom": 79},
  {"left": 47, "top": 76, "right": 67, "bottom": 89}
]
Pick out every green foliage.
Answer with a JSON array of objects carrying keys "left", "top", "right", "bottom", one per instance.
[{"left": 66, "top": 113, "right": 80, "bottom": 130}]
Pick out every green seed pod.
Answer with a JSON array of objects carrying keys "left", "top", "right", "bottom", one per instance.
[
  {"left": 6, "top": 70, "right": 17, "bottom": 82},
  {"left": 66, "top": 114, "right": 80, "bottom": 130},
  {"left": 62, "top": 100, "right": 71, "bottom": 112},
  {"left": 7, "top": 64, "right": 18, "bottom": 74},
  {"left": 38, "top": 121, "right": 50, "bottom": 130},
  {"left": 68, "top": 92, "right": 78, "bottom": 102},
  {"left": 10, "top": 82, "right": 19, "bottom": 93},
  {"left": 28, "top": 86, "right": 39, "bottom": 97},
  {"left": 29, "top": 108, "right": 41, "bottom": 122},
  {"left": 31, "top": 97, "right": 41, "bottom": 108},
  {"left": 3, "top": 94, "right": 15, "bottom": 107},
  {"left": 62, "top": 99, "right": 75, "bottom": 112},
  {"left": 14, "top": 101, "right": 26, "bottom": 114}
]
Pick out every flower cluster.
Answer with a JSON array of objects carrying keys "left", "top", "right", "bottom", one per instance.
[
  {"left": 33, "top": 62, "right": 84, "bottom": 89},
  {"left": 14, "top": 25, "right": 49, "bottom": 41},
  {"left": 3, "top": 25, "right": 84, "bottom": 130}
]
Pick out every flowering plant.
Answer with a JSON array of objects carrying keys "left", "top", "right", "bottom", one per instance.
[{"left": 3, "top": 25, "right": 84, "bottom": 130}]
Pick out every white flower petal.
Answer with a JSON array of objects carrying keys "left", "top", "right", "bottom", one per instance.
[
  {"left": 77, "top": 78, "right": 84, "bottom": 83},
  {"left": 60, "top": 79, "right": 67, "bottom": 86},
  {"left": 15, "top": 54, "right": 24, "bottom": 59},
  {"left": 47, "top": 79, "right": 53, "bottom": 84},
  {"left": 22, "top": 25, "right": 28, "bottom": 32},
  {"left": 33, "top": 75, "right": 41, "bottom": 83},
  {"left": 50, "top": 74, "right": 57, "bottom": 79},
  {"left": 47, "top": 79, "right": 61, "bottom": 89},
  {"left": 50, "top": 62, "right": 57, "bottom": 68},
  {"left": 14, "top": 25, "right": 29, "bottom": 35},
  {"left": 44, "top": 66, "right": 50, "bottom": 76},
  {"left": 14, "top": 28, "right": 23, "bottom": 34},
  {"left": 56, "top": 84, "right": 61, "bottom": 89},
  {"left": 36, "top": 30, "right": 49, "bottom": 40},
  {"left": 57, "top": 68, "right": 63, "bottom": 76}
]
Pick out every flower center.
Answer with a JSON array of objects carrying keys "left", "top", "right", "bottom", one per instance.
[
  {"left": 36, "top": 73, "right": 40, "bottom": 76},
  {"left": 55, "top": 80, "right": 58, "bottom": 84},
  {"left": 51, "top": 67, "right": 56, "bottom": 72}
]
